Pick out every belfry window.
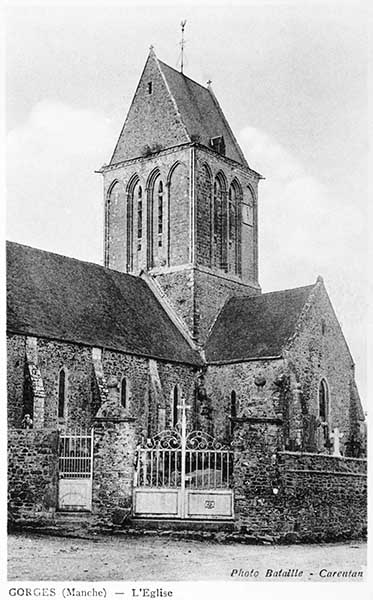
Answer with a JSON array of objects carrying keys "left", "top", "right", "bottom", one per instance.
[
  {"left": 137, "top": 186, "right": 143, "bottom": 250},
  {"left": 157, "top": 180, "right": 164, "bottom": 245},
  {"left": 58, "top": 368, "right": 66, "bottom": 419},
  {"left": 147, "top": 82, "right": 153, "bottom": 95},
  {"left": 213, "top": 176, "right": 224, "bottom": 269},
  {"left": 228, "top": 182, "right": 241, "bottom": 275}
]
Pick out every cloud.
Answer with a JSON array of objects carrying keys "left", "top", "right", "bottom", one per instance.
[
  {"left": 7, "top": 100, "right": 117, "bottom": 262},
  {"left": 6, "top": 110, "right": 367, "bottom": 401},
  {"left": 239, "top": 126, "right": 367, "bottom": 402},
  {"left": 239, "top": 125, "right": 366, "bottom": 288}
]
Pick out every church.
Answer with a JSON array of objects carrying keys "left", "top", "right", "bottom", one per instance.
[{"left": 7, "top": 49, "right": 367, "bottom": 541}]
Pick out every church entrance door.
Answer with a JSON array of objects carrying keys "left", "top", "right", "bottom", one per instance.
[{"left": 133, "top": 400, "right": 234, "bottom": 520}]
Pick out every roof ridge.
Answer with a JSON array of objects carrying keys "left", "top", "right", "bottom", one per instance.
[
  {"left": 7, "top": 241, "right": 203, "bottom": 366},
  {"left": 155, "top": 57, "right": 190, "bottom": 142},
  {"left": 108, "top": 51, "right": 155, "bottom": 165},
  {"left": 230, "top": 283, "right": 315, "bottom": 300},
  {"left": 6, "top": 240, "right": 141, "bottom": 280},
  {"left": 157, "top": 59, "right": 209, "bottom": 92},
  {"left": 206, "top": 85, "right": 248, "bottom": 167}
]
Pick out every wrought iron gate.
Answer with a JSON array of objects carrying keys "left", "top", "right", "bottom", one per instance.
[
  {"left": 58, "top": 428, "right": 93, "bottom": 511},
  {"left": 133, "top": 401, "right": 234, "bottom": 519}
]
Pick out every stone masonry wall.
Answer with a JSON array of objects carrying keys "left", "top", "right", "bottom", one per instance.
[
  {"left": 101, "top": 348, "right": 197, "bottom": 439},
  {"left": 36, "top": 339, "right": 95, "bottom": 429},
  {"left": 194, "top": 268, "right": 259, "bottom": 343},
  {"left": 205, "top": 359, "right": 287, "bottom": 443},
  {"left": 8, "top": 429, "right": 59, "bottom": 522},
  {"left": 277, "top": 452, "right": 367, "bottom": 540},
  {"left": 7, "top": 335, "right": 199, "bottom": 437},
  {"left": 154, "top": 269, "right": 194, "bottom": 333},
  {"left": 232, "top": 419, "right": 367, "bottom": 542},
  {"left": 7, "top": 334, "right": 25, "bottom": 428},
  {"left": 92, "top": 418, "right": 137, "bottom": 524},
  {"left": 283, "top": 280, "right": 365, "bottom": 453}
]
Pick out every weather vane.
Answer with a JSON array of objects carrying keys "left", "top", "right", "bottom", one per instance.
[{"left": 180, "top": 20, "right": 187, "bottom": 74}]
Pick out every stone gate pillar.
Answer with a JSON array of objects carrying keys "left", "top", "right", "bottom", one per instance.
[
  {"left": 92, "top": 376, "right": 137, "bottom": 525},
  {"left": 231, "top": 415, "right": 283, "bottom": 536}
]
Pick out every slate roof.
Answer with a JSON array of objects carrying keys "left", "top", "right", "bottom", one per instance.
[
  {"left": 157, "top": 60, "right": 248, "bottom": 166},
  {"left": 205, "top": 285, "right": 315, "bottom": 363},
  {"left": 6, "top": 242, "right": 202, "bottom": 366}
]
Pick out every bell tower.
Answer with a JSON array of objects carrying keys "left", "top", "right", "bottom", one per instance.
[{"left": 99, "top": 48, "right": 262, "bottom": 344}]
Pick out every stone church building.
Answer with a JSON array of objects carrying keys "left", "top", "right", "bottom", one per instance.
[{"left": 7, "top": 49, "right": 366, "bottom": 541}]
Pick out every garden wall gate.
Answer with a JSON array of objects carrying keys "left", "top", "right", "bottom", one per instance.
[
  {"left": 133, "top": 399, "right": 234, "bottom": 520},
  {"left": 58, "top": 428, "right": 94, "bottom": 511}
]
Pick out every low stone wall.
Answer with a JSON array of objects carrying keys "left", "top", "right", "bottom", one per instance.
[
  {"left": 8, "top": 429, "right": 59, "bottom": 523},
  {"left": 233, "top": 425, "right": 367, "bottom": 543},
  {"left": 8, "top": 418, "right": 138, "bottom": 529},
  {"left": 276, "top": 451, "right": 367, "bottom": 541}
]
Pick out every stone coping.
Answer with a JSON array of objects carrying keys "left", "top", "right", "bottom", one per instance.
[{"left": 278, "top": 450, "right": 367, "bottom": 463}]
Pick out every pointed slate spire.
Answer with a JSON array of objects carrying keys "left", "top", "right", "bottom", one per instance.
[{"left": 110, "top": 52, "right": 249, "bottom": 166}]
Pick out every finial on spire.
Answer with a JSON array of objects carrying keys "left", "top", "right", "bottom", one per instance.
[
  {"left": 149, "top": 44, "right": 154, "bottom": 52},
  {"left": 180, "top": 20, "right": 187, "bottom": 74},
  {"left": 207, "top": 79, "right": 212, "bottom": 87}
]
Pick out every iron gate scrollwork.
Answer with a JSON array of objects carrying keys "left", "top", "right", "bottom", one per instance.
[
  {"left": 133, "top": 415, "right": 234, "bottom": 519},
  {"left": 135, "top": 429, "right": 233, "bottom": 489}
]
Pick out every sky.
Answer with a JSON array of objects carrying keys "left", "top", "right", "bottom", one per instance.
[{"left": 5, "top": 1, "right": 369, "bottom": 403}]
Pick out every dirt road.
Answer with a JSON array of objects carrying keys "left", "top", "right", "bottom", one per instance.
[{"left": 8, "top": 532, "right": 366, "bottom": 582}]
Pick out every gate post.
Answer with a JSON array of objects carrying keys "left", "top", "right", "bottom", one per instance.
[
  {"left": 231, "top": 415, "right": 283, "bottom": 536},
  {"left": 92, "top": 385, "right": 137, "bottom": 526}
]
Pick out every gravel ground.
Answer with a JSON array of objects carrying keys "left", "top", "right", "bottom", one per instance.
[{"left": 8, "top": 532, "right": 366, "bottom": 582}]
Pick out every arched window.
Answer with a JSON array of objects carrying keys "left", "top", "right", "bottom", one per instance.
[
  {"left": 157, "top": 180, "right": 164, "bottom": 247},
  {"left": 106, "top": 181, "right": 123, "bottom": 268},
  {"left": 230, "top": 390, "right": 237, "bottom": 437},
  {"left": 137, "top": 185, "right": 143, "bottom": 251},
  {"left": 58, "top": 369, "right": 66, "bottom": 419},
  {"left": 147, "top": 389, "right": 152, "bottom": 439},
  {"left": 172, "top": 386, "right": 179, "bottom": 428},
  {"left": 120, "top": 377, "right": 128, "bottom": 408},
  {"left": 126, "top": 177, "right": 141, "bottom": 272},
  {"left": 147, "top": 171, "right": 164, "bottom": 268},
  {"left": 319, "top": 379, "right": 329, "bottom": 423},
  {"left": 213, "top": 176, "right": 224, "bottom": 269},
  {"left": 199, "top": 164, "right": 212, "bottom": 266}
]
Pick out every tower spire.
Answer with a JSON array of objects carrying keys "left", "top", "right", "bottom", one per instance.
[{"left": 179, "top": 20, "right": 187, "bottom": 74}]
